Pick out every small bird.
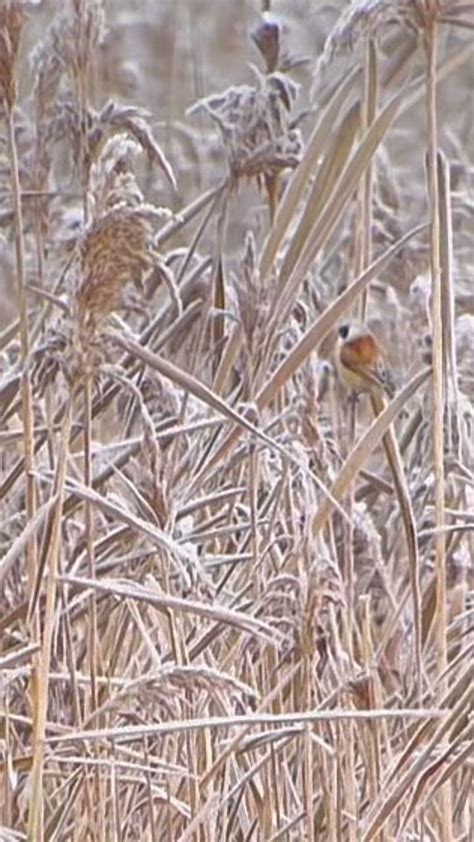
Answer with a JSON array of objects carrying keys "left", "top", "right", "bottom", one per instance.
[{"left": 336, "top": 322, "right": 396, "bottom": 399}]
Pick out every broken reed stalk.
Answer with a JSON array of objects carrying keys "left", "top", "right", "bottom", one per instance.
[{"left": 424, "top": 4, "right": 452, "bottom": 839}]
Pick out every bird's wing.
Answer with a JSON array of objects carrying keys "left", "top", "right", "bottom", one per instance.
[{"left": 365, "top": 361, "right": 396, "bottom": 396}]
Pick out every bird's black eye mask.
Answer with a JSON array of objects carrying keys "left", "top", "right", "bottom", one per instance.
[{"left": 338, "top": 324, "right": 350, "bottom": 340}]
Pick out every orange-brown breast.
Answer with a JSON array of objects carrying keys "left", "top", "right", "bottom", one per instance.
[{"left": 340, "top": 335, "right": 379, "bottom": 368}]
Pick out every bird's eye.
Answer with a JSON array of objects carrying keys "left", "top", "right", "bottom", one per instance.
[{"left": 338, "top": 324, "right": 350, "bottom": 340}]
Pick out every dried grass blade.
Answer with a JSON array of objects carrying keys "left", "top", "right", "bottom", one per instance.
[
  {"left": 270, "top": 83, "right": 409, "bottom": 334},
  {"left": 438, "top": 15, "right": 474, "bottom": 29},
  {"left": 48, "top": 706, "right": 444, "bottom": 747},
  {"left": 384, "top": 660, "right": 472, "bottom": 789},
  {"left": 398, "top": 723, "right": 471, "bottom": 837},
  {"left": 50, "top": 476, "right": 192, "bottom": 567},
  {"left": 272, "top": 103, "right": 360, "bottom": 305},
  {"left": 361, "top": 676, "right": 470, "bottom": 840},
  {"left": 155, "top": 179, "right": 228, "bottom": 247},
  {"left": 44, "top": 775, "right": 83, "bottom": 842},
  {"left": 212, "top": 320, "right": 242, "bottom": 395},
  {"left": 0, "top": 318, "right": 20, "bottom": 350},
  {"left": 259, "top": 67, "right": 359, "bottom": 280},
  {"left": 60, "top": 575, "right": 282, "bottom": 646},
  {"left": 212, "top": 193, "right": 228, "bottom": 365},
  {"left": 0, "top": 495, "right": 58, "bottom": 587},
  {"left": 371, "top": 393, "right": 422, "bottom": 696},
  {"left": 0, "top": 643, "right": 40, "bottom": 670}
]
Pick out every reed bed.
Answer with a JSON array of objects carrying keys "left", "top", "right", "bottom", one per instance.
[{"left": 0, "top": 1, "right": 472, "bottom": 840}]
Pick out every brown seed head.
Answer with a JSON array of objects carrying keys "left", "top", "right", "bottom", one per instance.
[
  {"left": 76, "top": 207, "right": 153, "bottom": 336},
  {"left": 0, "top": 1, "right": 27, "bottom": 110}
]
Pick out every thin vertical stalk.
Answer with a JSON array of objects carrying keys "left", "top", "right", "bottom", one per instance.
[
  {"left": 76, "top": 6, "right": 103, "bottom": 835},
  {"left": 424, "top": 6, "right": 448, "bottom": 703},
  {"left": 361, "top": 596, "right": 383, "bottom": 838},
  {"left": 27, "top": 399, "right": 72, "bottom": 841},
  {"left": 358, "top": 36, "right": 377, "bottom": 322},
  {"left": 344, "top": 399, "right": 357, "bottom": 658},
  {"left": 212, "top": 190, "right": 229, "bottom": 369},
  {"left": 343, "top": 399, "right": 357, "bottom": 842},
  {"left": 304, "top": 723, "right": 315, "bottom": 842},
  {"left": 6, "top": 101, "right": 37, "bottom": 600},
  {"left": 424, "top": 7, "right": 452, "bottom": 840},
  {"left": 335, "top": 725, "right": 342, "bottom": 841},
  {"left": 345, "top": 719, "right": 358, "bottom": 842},
  {"left": 437, "top": 151, "right": 459, "bottom": 457},
  {"left": 84, "top": 377, "right": 98, "bottom": 715},
  {"left": 5, "top": 69, "right": 42, "bottom": 834},
  {"left": 77, "top": 0, "right": 90, "bottom": 224},
  {"left": 248, "top": 441, "right": 260, "bottom": 587},
  {"left": 84, "top": 373, "right": 104, "bottom": 842},
  {"left": 3, "top": 690, "right": 12, "bottom": 827},
  {"left": 83, "top": 377, "right": 98, "bottom": 713}
]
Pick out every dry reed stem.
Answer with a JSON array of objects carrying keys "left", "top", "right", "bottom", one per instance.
[
  {"left": 423, "top": 5, "right": 452, "bottom": 838},
  {"left": 27, "top": 399, "right": 72, "bottom": 841},
  {"left": 47, "top": 705, "right": 445, "bottom": 747}
]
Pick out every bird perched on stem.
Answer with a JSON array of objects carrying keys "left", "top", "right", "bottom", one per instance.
[{"left": 336, "top": 322, "right": 396, "bottom": 399}]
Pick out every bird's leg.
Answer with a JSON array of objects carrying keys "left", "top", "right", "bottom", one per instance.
[{"left": 348, "top": 390, "right": 360, "bottom": 406}]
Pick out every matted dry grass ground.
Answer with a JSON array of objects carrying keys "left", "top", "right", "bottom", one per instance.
[{"left": 0, "top": 1, "right": 472, "bottom": 840}]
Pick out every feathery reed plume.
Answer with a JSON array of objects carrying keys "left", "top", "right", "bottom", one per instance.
[
  {"left": 189, "top": 67, "right": 303, "bottom": 185},
  {"left": 35, "top": 1, "right": 105, "bottom": 94},
  {"left": 315, "top": 0, "right": 470, "bottom": 80},
  {"left": 29, "top": 137, "right": 175, "bottom": 395},
  {"left": 0, "top": 1, "right": 26, "bottom": 111},
  {"left": 75, "top": 137, "right": 173, "bottom": 347},
  {"left": 316, "top": 0, "right": 424, "bottom": 72}
]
